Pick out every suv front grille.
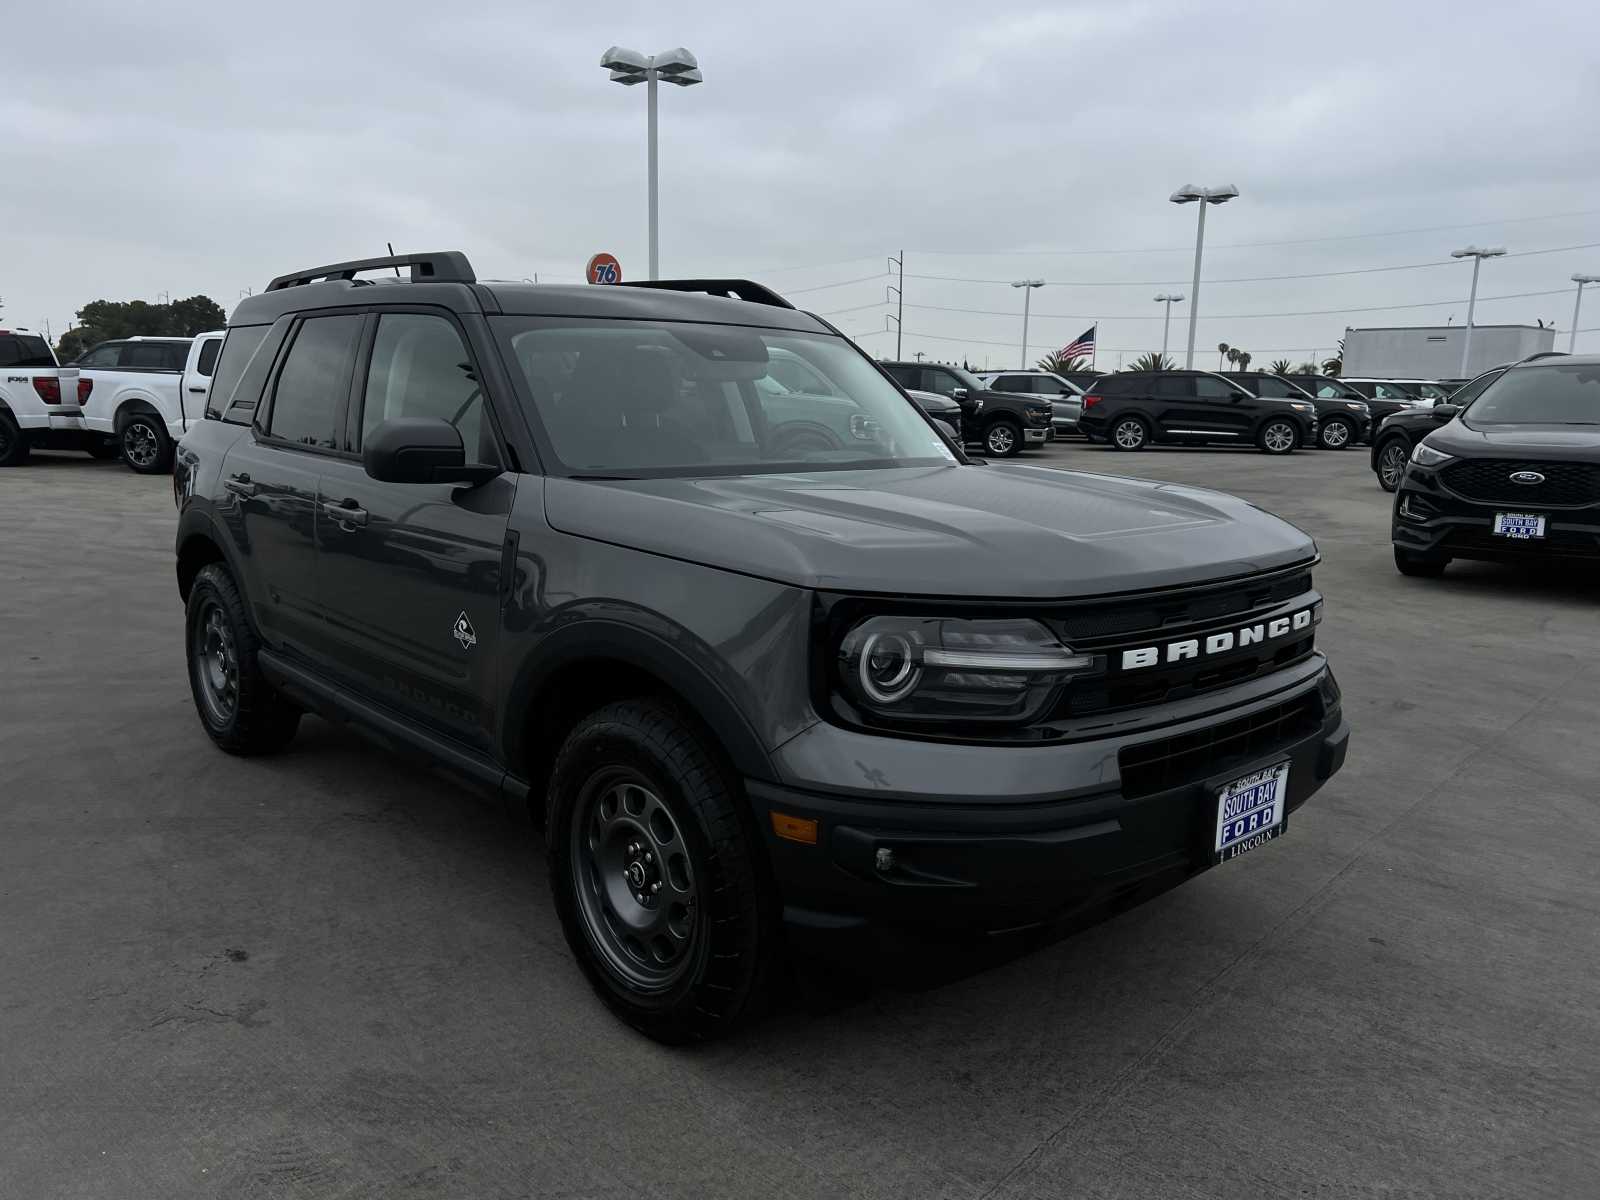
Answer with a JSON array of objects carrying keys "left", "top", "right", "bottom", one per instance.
[
  {"left": 1118, "top": 691, "right": 1323, "bottom": 800},
  {"left": 1440, "top": 459, "right": 1600, "bottom": 507}
]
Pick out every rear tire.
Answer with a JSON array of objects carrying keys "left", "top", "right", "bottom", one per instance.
[
  {"left": 546, "top": 699, "right": 777, "bottom": 1044},
  {"left": 1110, "top": 416, "right": 1150, "bottom": 451},
  {"left": 185, "top": 564, "right": 301, "bottom": 754},
  {"left": 1258, "top": 419, "right": 1299, "bottom": 455},
  {"left": 0, "top": 412, "right": 29, "bottom": 467},
  {"left": 120, "top": 413, "right": 173, "bottom": 474},
  {"left": 1376, "top": 439, "right": 1409, "bottom": 492},
  {"left": 1318, "top": 417, "right": 1354, "bottom": 450},
  {"left": 1394, "top": 547, "right": 1449, "bottom": 578},
  {"left": 983, "top": 419, "right": 1022, "bottom": 457}
]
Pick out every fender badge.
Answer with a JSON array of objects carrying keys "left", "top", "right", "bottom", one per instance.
[{"left": 453, "top": 613, "right": 478, "bottom": 650}]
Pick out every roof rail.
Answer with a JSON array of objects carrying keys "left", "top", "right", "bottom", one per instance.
[
  {"left": 619, "top": 278, "right": 795, "bottom": 309},
  {"left": 1520, "top": 350, "right": 1568, "bottom": 362},
  {"left": 266, "top": 251, "right": 476, "bottom": 292}
]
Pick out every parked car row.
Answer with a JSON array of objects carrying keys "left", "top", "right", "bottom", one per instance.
[{"left": 879, "top": 361, "right": 1054, "bottom": 456}]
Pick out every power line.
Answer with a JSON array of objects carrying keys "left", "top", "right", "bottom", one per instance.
[
  {"left": 904, "top": 207, "right": 1600, "bottom": 257},
  {"left": 783, "top": 272, "right": 885, "bottom": 294}
]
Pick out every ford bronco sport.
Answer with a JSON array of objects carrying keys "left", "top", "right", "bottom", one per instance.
[{"left": 174, "top": 251, "right": 1348, "bottom": 1043}]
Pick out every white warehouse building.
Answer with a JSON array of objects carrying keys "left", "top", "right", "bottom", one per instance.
[{"left": 1341, "top": 324, "right": 1555, "bottom": 378}]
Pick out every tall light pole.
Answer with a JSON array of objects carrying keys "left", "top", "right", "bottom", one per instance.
[
  {"left": 1154, "top": 292, "right": 1185, "bottom": 361},
  {"left": 1011, "top": 280, "right": 1044, "bottom": 369},
  {"left": 1169, "top": 184, "right": 1239, "bottom": 369},
  {"left": 1570, "top": 273, "right": 1600, "bottom": 353},
  {"left": 601, "top": 46, "right": 703, "bottom": 280},
  {"left": 1450, "top": 245, "right": 1505, "bottom": 374}
]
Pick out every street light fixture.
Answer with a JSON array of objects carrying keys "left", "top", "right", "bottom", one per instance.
[
  {"left": 1569, "top": 273, "right": 1600, "bottom": 353},
  {"left": 1011, "top": 279, "right": 1045, "bottom": 370},
  {"left": 601, "top": 45, "right": 703, "bottom": 280},
  {"left": 1169, "top": 184, "right": 1239, "bottom": 369},
  {"left": 1154, "top": 292, "right": 1185, "bottom": 362},
  {"left": 1449, "top": 245, "right": 1506, "bottom": 374}
]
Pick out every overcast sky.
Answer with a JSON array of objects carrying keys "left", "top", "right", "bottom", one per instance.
[{"left": 7, "top": 0, "right": 1598, "bottom": 364}]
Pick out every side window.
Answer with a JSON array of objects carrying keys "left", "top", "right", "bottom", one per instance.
[
  {"left": 206, "top": 326, "right": 271, "bottom": 420},
  {"left": 1255, "top": 377, "right": 1291, "bottom": 398},
  {"left": 196, "top": 339, "right": 221, "bottom": 377},
  {"left": 77, "top": 343, "right": 121, "bottom": 368},
  {"left": 993, "top": 375, "right": 1024, "bottom": 392},
  {"left": 163, "top": 343, "right": 191, "bottom": 371},
  {"left": 921, "top": 369, "right": 959, "bottom": 396},
  {"left": 1194, "top": 376, "right": 1237, "bottom": 399},
  {"left": 358, "top": 313, "right": 495, "bottom": 462},
  {"left": 266, "top": 315, "right": 362, "bottom": 449},
  {"left": 122, "top": 343, "right": 177, "bottom": 370},
  {"left": 1375, "top": 383, "right": 1410, "bottom": 400},
  {"left": 1450, "top": 372, "right": 1500, "bottom": 407},
  {"left": 881, "top": 364, "right": 914, "bottom": 388},
  {"left": 1154, "top": 375, "right": 1193, "bottom": 398}
]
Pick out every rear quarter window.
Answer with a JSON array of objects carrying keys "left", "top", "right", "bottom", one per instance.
[{"left": 207, "top": 325, "right": 275, "bottom": 421}]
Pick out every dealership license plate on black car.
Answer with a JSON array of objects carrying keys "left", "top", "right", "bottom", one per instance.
[
  {"left": 1214, "top": 763, "right": 1289, "bottom": 863},
  {"left": 1493, "top": 513, "right": 1546, "bottom": 539}
]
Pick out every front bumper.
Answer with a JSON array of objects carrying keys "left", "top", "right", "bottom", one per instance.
[
  {"left": 1392, "top": 463, "right": 1600, "bottom": 561},
  {"left": 751, "top": 660, "right": 1346, "bottom": 964},
  {"left": 1024, "top": 427, "right": 1049, "bottom": 444}
]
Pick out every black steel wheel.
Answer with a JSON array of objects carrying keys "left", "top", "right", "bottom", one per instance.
[
  {"left": 547, "top": 699, "right": 777, "bottom": 1043},
  {"left": 185, "top": 564, "right": 301, "bottom": 754},
  {"left": 121, "top": 414, "right": 173, "bottom": 474},
  {"left": 1377, "top": 440, "right": 1409, "bottom": 492}
]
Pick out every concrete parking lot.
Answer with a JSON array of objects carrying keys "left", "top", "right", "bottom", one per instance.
[{"left": 3, "top": 442, "right": 1598, "bottom": 1199}]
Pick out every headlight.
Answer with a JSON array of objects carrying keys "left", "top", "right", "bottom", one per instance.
[
  {"left": 1410, "top": 442, "right": 1453, "bottom": 468},
  {"left": 1290, "top": 402, "right": 1314, "bottom": 414},
  {"left": 836, "top": 616, "right": 1097, "bottom": 725},
  {"left": 1345, "top": 402, "right": 1367, "bottom": 412}
]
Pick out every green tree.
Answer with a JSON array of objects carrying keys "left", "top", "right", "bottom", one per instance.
[
  {"left": 1293, "top": 361, "right": 1319, "bottom": 374},
  {"left": 166, "top": 295, "right": 226, "bottom": 336},
  {"left": 1268, "top": 358, "right": 1293, "bottom": 375},
  {"left": 1129, "top": 352, "right": 1175, "bottom": 371},
  {"left": 1036, "top": 350, "right": 1091, "bottom": 374},
  {"left": 57, "top": 294, "right": 227, "bottom": 360}
]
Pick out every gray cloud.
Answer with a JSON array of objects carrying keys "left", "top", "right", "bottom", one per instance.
[{"left": 6, "top": 0, "right": 1597, "bottom": 362}]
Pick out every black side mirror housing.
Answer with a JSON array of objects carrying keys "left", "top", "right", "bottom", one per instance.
[
  {"left": 363, "top": 417, "right": 498, "bottom": 486},
  {"left": 1430, "top": 403, "right": 1461, "bottom": 423}
]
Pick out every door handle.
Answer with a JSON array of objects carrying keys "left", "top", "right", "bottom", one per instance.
[
  {"left": 187, "top": 386, "right": 208, "bottom": 394},
  {"left": 224, "top": 474, "right": 257, "bottom": 498},
  {"left": 321, "top": 499, "right": 368, "bottom": 527}
]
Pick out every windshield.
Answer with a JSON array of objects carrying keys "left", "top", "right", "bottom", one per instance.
[
  {"left": 496, "top": 318, "right": 956, "bottom": 476},
  {"left": 1467, "top": 363, "right": 1600, "bottom": 425}
]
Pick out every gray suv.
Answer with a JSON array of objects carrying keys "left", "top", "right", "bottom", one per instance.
[{"left": 174, "top": 252, "right": 1348, "bottom": 1043}]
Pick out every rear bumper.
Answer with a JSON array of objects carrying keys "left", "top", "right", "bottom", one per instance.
[{"left": 750, "top": 664, "right": 1347, "bottom": 965}]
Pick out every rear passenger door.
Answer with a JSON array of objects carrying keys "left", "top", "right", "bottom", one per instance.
[
  {"left": 314, "top": 308, "right": 516, "bottom": 753},
  {"left": 1149, "top": 374, "right": 1200, "bottom": 438}
]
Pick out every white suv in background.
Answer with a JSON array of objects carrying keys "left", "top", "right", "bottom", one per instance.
[
  {"left": 74, "top": 332, "right": 224, "bottom": 472},
  {"left": 977, "top": 369, "right": 1086, "bottom": 437}
]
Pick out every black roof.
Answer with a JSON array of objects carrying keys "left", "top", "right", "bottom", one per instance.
[{"left": 233, "top": 250, "right": 831, "bottom": 335}]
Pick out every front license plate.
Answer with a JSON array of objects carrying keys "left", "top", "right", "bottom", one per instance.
[
  {"left": 1493, "top": 512, "right": 1546, "bottom": 539},
  {"left": 1214, "top": 763, "right": 1289, "bottom": 863}
]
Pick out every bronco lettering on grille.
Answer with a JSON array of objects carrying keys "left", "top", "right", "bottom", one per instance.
[{"left": 1120, "top": 607, "right": 1314, "bottom": 671}]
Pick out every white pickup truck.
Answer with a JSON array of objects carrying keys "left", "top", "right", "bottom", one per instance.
[
  {"left": 0, "top": 328, "right": 97, "bottom": 467},
  {"left": 74, "top": 331, "right": 225, "bottom": 473}
]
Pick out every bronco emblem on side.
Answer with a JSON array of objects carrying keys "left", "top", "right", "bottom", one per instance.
[{"left": 453, "top": 612, "right": 477, "bottom": 650}]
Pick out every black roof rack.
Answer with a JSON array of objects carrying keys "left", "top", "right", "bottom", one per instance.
[
  {"left": 618, "top": 279, "right": 795, "bottom": 309},
  {"left": 266, "top": 251, "right": 476, "bottom": 292},
  {"left": 1520, "top": 350, "right": 1568, "bottom": 363}
]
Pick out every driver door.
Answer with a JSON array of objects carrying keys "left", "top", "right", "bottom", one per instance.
[{"left": 314, "top": 309, "right": 516, "bottom": 754}]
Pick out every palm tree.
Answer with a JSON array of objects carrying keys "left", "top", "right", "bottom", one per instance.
[
  {"left": 1129, "top": 352, "right": 1175, "bottom": 372},
  {"left": 1037, "top": 350, "right": 1091, "bottom": 374},
  {"left": 1227, "top": 349, "right": 1252, "bottom": 371},
  {"left": 1293, "top": 361, "right": 1319, "bottom": 374},
  {"left": 1321, "top": 357, "right": 1342, "bottom": 375},
  {"left": 1268, "top": 358, "right": 1293, "bottom": 375},
  {"left": 1216, "top": 342, "right": 1230, "bottom": 370}
]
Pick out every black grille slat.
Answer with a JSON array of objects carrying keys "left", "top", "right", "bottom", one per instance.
[
  {"left": 1440, "top": 460, "right": 1600, "bottom": 507},
  {"left": 1049, "top": 570, "right": 1312, "bottom": 640},
  {"left": 1118, "top": 692, "right": 1322, "bottom": 800}
]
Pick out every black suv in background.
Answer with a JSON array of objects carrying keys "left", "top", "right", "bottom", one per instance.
[
  {"left": 1393, "top": 356, "right": 1600, "bottom": 574},
  {"left": 1223, "top": 371, "right": 1370, "bottom": 450},
  {"left": 879, "top": 361, "right": 1053, "bottom": 456},
  {"left": 1078, "top": 369, "right": 1317, "bottom": 454},
  {"left": 1370, "top": 366, "right": 1508, "bottom": 490},
  {"left": 173, "top": 251, "right": 1347, "bottom": 1042},
  {"left": 977, "top": 369, "right": 1085, "bottom": 438}
]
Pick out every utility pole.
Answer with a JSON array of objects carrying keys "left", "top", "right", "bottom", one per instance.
[{"left": 886, "top": 251, "right": 904, "bottom": 359}]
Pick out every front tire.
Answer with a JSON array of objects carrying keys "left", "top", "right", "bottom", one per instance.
[
  {"left": 1394, "top": 547, "right": 1449, "bottom": 578},
  {"left": 1110, "top": 416, "right": 1150, "bottom": 451},
  {"left": 1258, "top": 419, "right": 1299, "bottom": 455},
  {"left": 120, "top": 413, "right": 173, "bottom": 474},
  {"left": 1318, "top": 417, "right": 1354, "bottom": 450},
  {"left": 547, "top": 699, "right": 776, "bottom": 1044},
  {"left": 983, "top": 419, "right": 1022, "bottom": 457},
  {"left": 0, "top": 412, "right": 29, "bottom": 467},
  {"left": 185, "top": 564, "right": 301, "bottom": 754},
  {"left": 1376, "top": 439, "right": 1409, "bottom": 492}
]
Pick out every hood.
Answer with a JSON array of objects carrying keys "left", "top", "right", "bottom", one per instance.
[
  {"left": 1429, "top": 421, "right": 1600, "bottom": 459},
  {"left": 543, "top": 463, "right": 1315, "bottom": 599}
]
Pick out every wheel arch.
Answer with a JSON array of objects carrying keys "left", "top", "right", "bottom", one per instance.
[{"left": 113, "top": 391, "right": 166, "bottom": 430}]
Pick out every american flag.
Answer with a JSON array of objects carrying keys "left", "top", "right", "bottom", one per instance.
[{"left": 1061, "top": 325, "right": 1096, "bottom": 359}]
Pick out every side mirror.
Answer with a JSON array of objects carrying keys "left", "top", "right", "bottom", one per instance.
[
  {"left": 951, "top": 387, "right": 969, "bottom": 402},
  {"left": 363, "top": 417, "right": 498, "bottom": 486},
  {"left": 1430, "top": 403, "right": 1461, "bottom": 423}
]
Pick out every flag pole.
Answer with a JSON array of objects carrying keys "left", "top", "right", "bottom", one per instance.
[{"left": 1091, "top": 322, "right": 1097, "bottom": 369}]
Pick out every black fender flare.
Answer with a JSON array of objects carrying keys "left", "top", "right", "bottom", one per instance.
[{"left": 502, "top": 618, "right": 776, "bottom": 784}]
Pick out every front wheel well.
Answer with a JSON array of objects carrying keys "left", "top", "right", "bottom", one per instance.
[{"left": 176, "top": 533, "right": 227, "bottom": 601}]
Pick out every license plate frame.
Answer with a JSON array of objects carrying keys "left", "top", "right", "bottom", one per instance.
[
  {"left": 1213, "top": 762, "right": 1289, "bottom": 864},
  {"left": 1493, "top": 512, "right": 1547, "bottom": 540}
]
